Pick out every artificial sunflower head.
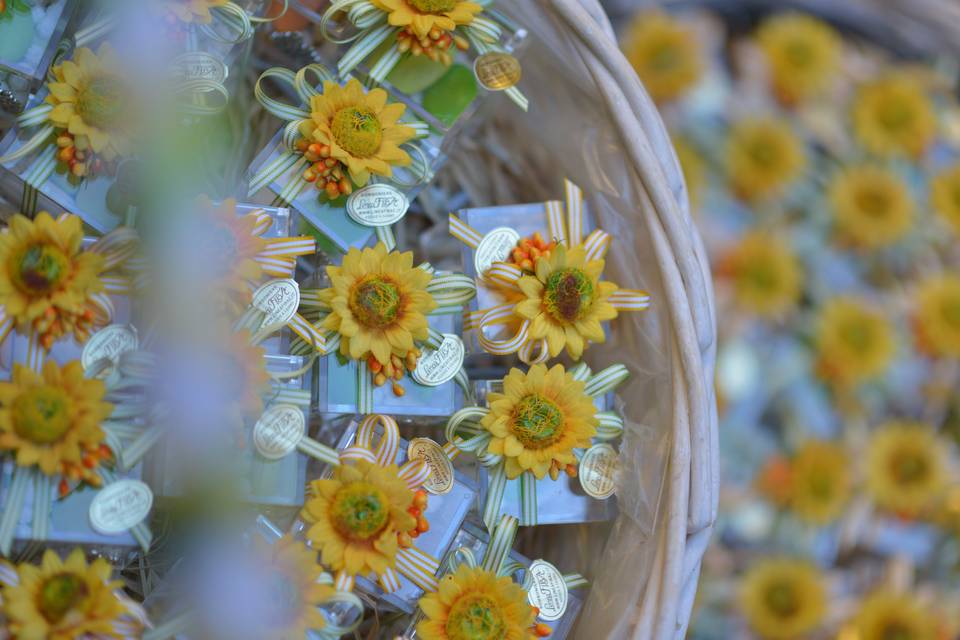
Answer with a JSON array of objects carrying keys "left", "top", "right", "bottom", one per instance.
[
  {"left": 847, "top": 591, "right": 937, "bottom": 640},
  {"left": 194, "top": 198, "right": 268, "bottom": 303},
  {"left": 622, "top": 11, "right": 703, "bottom": 104},
  {"left": 913, "top": 273, "right": 960, "bottom": 358},
  {"left": 0, "top": 360, "right": 112, "bottom": 485},
  {"left": 483, "top": 364, "right": 598, "bottom": 480},
  {"left": 828, "top": 164, "right": 914, "bottom": 251},
  {"left": 0, "top": 212, "right": 107, "bottom": 350},
  {"left": 416, "top": 564, "right": 539, "bottom": 640},
  {"left": 755, "top": 12, "right": 841, "bottom": 106},
  {"left": 298, "top": 79, "right": 416, "bottom": 198},
  {"left": 2, "top": 548, "right": 128, "bottom": 639},
  {"left": 514, "top": 243, "right": 618, "bottom": 359},
  {"left": 738, "top": 557, "right": 827, "bottom": 640},
  {"left": 301, "top": 460, "right": 417, "bottom": 578},
  {"left": 717, "top": 232, "right": 802, "bottom": 318},
  {"left": 319, "top": 242, "right": 436, "bottom": 385},
  {"left": 673, "top": 133, "right": 706, "bottom": 209},
  {"left": 788, "top": 440, "right": 851, "bottom": 525},
  {"left": 46, "top": 43, "right": 133, "bottom": 175},
  {"left": 726, "top": 117, "right": 806, "bottom": 202},
  {"left": 866, "top": 421, "right": 946, "bottom": 517},
  {"left": 815, "top": 297, "right": 896, "bottom": 387},
  {"left": 851, "top": 73, "right": 937, "bottom": 159},
  {"left": 370, "top": 0, "right": 482, "bottom": 58},
  {"left": 930, "top": 163, "right": 960, "bottom": 234}
]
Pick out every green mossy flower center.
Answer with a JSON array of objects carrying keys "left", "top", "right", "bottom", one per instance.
[
  {"left": 11, "top": 243, "right": 70, "bottom": 295},
  {"left": 879, "top": 621, "right": 916, "bottom": 640},
  {"left": 839, "top": 320, "right": 873, "bottom": 353},
  {"left": 445, "top": 595, "right": 506, "bottom": 640},
  {"left": 38, "top": 572, "right": 88, "bottom": 624},
  {"left": 12, "top": 385, "right": 71, "bottom": 445},
  {"left": 76, "top": 74, "right": 126, "bottom": 131},
  {"left": 763, "top": 582, "right": 799, "bottom": 618},
  {"left": 511, "top": 394, "right": 564, "bottom": 449},
  {"left": 941, "top": 297, "right": 960, "bottom": 327},
  {"left": 331, "top": 107, "right": 383, "bottom": 158},
  {"left": 890, "top": 451, "right": 929, "bottom": 486},
  {"left": 331, "top": 482, "right": 390, "bottom": 541},
  {"left": 349, "top": 277, "right": 402, "bottom": 328},
  {"left": 784, "top": 40, "right": 814, "bottom": 68},
  {"left": 543, "top": 267, "right": 593, "bottom": 323},
  {"left": 745, "top": 262, "right": 778, "bottom": 293},
  {"left": 408, "top": 0, "right": 457, "bottom": 14},
  {"left": 877, "top": 96, "right": 914, "bottom": 131},
  {"left": 854, "top": 186, "right": 891, "bottom": 219}
]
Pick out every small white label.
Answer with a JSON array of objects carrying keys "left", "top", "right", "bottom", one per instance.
[
  {"left": 526, "top": 560, "right": 568, "bottom": 621},
  {"left": 170, "top": 52, "right": 229, "bottom": 84},
  {"left": 473, "top": 227, "right": 519, "bottom": 275},
  {"left": 252, "top": 279, "right": 300, "bottom": 333},
  {"left": 346, "top": 184, "right": 409, "bottom": 227},
  {"left": 412, "top": 334, "right": 464, "bottom": 387},
  {"left": 89, "top": 480, "right": 153, "bottom": 535},
  {"left": 407, "top": 438, "right": 454, "bottom": 495},
  {"left": 252, "top": 404, "right": 305, "bottom": 460},
  {"left": 81, "top": 324, "right": 138, "bottom": 376},
  {"left": 578, "top": 443, "right": 618, "bottom": 499}
]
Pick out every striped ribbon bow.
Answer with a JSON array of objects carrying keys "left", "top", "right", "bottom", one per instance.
[
  {"left": 451, "top": 180, "right": 651, "bottom": 364},
  {"left": 445, "top": 362, "right": 629, "bottom": 528}
]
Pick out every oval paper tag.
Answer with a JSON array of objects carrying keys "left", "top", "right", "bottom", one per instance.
[
  {"left": 474, "top": 52, "right": 522, "bottom": 91},
  {"left": 252, "top": 279, "right": 300, "bottom": 332},
  {"left": 170, "top": 51, "right": 229, "bottom": 84},
  {"left": 252, "top": 404, "right": 305, "bottom": 460},
  {"left": 578, "top": 443, "right": 618, "bottom": 499},
  {"left": 81, "top": 324, "right": 138, "bottom": 375},
  {"left": 346, "top": 184, "right": 409, "bottom": 227},
  {"left": 407, "top": 438, "right": 454, "bottom": 495},
  {"left": 474, "top": 227, "right": 519, "bottom": 275},
  {"left": 412, "top": 334, "right": 464, "bottom": 387},
  {"left": 526, "top": 560, "right": 568, "bottom": 621},
  {"left": 89, "top": 480, "right": 153, "bottom": 535}
]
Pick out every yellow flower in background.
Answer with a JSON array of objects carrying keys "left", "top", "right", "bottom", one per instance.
[
  {"left": 847, "top": 591, "right": 937, "bottom": 640},
  {"left": 866, "top": 421, "right": 946, "bottom": 516},
  {"left": 672, "top": 133, "right": 706, "bottom": 209},
  {"left": 852, "top": 73, "right": 937, "bottom": 159},
  {"left": 370, "top": 0, "right": 482, "bottom": 39},
  {"left": 197, "top": 198, "right": 268, "bottom": 300},
  {"left": 815, "top": 298, "right": 895, "bottom": 387},
  {"left": 301, "top": 460, "right": 416, "bottom": 578},
  {"left": 726, "top": 118, "right": 806, "bottom": 202},
  {"left": 218, "top": 330, "right": 270, "bottom": 422},
  {"left": 739, "top": 558, "right": 827, "bottom": 640},
  {"left": 157, "top": 0, "right": 228, "bottom": 23},
  {"left": 929, "top": 163, "right": 960, "bottom": 234},
  {"left": 483, "top": 364, "right": 598, "bottom": 480},
  {"left": 514, "top": 243, "right": 619, "bottom": 359},
  {"left": 913, "top": 274, "right": 960, "bottom": 358},
  {"left": 622, "top": 11, "right": 703, "bottom": 103},
  {"left": 755, "top": 12, "right": 841, "bottom": 106},
  {"left": 0, "top": 212, "right": 107, "bottom": 350},
  {"left": 2, "top": 548, "right": 127, "bottom": 639},
  {"left": 0, "top": 361, "right": 112, "bottom": 484},
  {"left": 416, "top": 564, "right": 538, "bottom": 640},
  {"left": 717, "top": 232, "right": 802, "bottom": 318},
  {"left": 299, "top": 79, "right": 416, "bottom": 194},
  {"left": 789, "top": 440, "right": 851, "bottom": 525},
  {"left": 828, "top": 164, "right": 914, "bottom": 251},
  {"left": 256, "top": 536, "right": 335, "bottom": 638}
]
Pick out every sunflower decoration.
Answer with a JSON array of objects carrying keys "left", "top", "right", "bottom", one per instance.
[
  {"left": 482, "top": 364, "right": 598, "bottom": 481},
  {"left": 0, "top": 360, "right": 113, "bottom": 496},
  {"left": 716, "top": 232, "right": 802, "bottom": 319},
  {"left": 913, "top": 273, "right": 960, "bottom": 358},
  {"left": 369, "top": 0, "right": 483, "bottom": 65},
  {"left": 755, "top": 13, "right": 841, "bottom": 106},
  {"left": 844, "top": 591, "right": 937, "bottom": 640},
  {"left": 726, "top": 117, "right": 807, "bottom": 202},
  {"left": 930, "top": 163, "right": 960, "bottom": 234},
  {"left": 0, "top": 549, "right": 142, "bottom": 640},
  {"left": 621, "top": 11, "right": 703, "bottom": 104},
  {"left": 828, "top": 164, "right": 914, "bottom": 251},
  {"left": 788, "top": 440, "right": 852, "bottom": 525},
  {"left": 865, "top": 421, "right": 946, "bottom": 517},
  {"left": 46, "top": 43, "right": 134, "bottom": 179},
  {"left": 851, "top": 72, "right": 937, "bottom": 159},
  {"left": 296, "top": 79, "right": 417, "bottom": 200},
  {"left": 738, "top": 558, "right": 827, "bottom": 640},
  {"left": 814, "top": 297, "right": 896, "bottom": 388}
]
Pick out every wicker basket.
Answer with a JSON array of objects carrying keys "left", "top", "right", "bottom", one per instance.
[{"left": 432, "top": 1, "right": 718, "bottom": 637}]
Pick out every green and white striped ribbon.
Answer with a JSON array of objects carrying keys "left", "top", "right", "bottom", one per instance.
[
  {"left": 357, "top": 359, "right": 374, "bottom": 414},
  {"left": 116, "top": 426, "right": 163, "bottom": 472},
  {"left": 367, "top": 41, "right": 404, "bottom": 82},
  {"left": 176, "top": 79, "right": 230, "bottom": 116},
  {"left": 482, "top": 462, "right": 507, "bottom": 530},
  {"left": 0, "top": 466, "right": 31, "bottom": 555},
  {"left": 99, "top": 468, "right": 153, "bottom": 551},
  {"left": 374, "top": 224, "right": 396, "bottom": 250},
  {"left": 22, "top": 144, "right": 57, "bottom": 216},
  {"left": 518, "top": 472, "right": 537, "bottom": 526},
  {"left": 340, "top": 23, "right": 396, "bottom": 77},
  {"left": 584, "top": 364, "right": 630, "bottom": 397},
  {"left": 31, "top": 473, "right": 52, "bottom": 541},
  {"left": 480, "top": 514, "right": 518, "bottom": 573},
  {"left": 313, "top": 589, "right": 365, "bottom": 638},
  {"left": 320, "top": 0, "right": 375, "bottom": 44},
  {"left": 426, "top": 272, "right": 476, "bottom": 307},
  {"left": 201, "top": 2, "right": 255, "bottom": 44},
  {"left": 265, "top": 386, "right": 311, "bottom": 407},
  {"left": 74, "top": 14, "right": 116, "bottom": 47},
  {"left": 594, "top": 411, "right": 624, "bottom": 440}
]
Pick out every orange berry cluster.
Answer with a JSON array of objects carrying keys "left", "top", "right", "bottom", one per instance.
[
  {"left": 509, "top": 232, "right": 558, "bottom": 272},
  {"left": 548, "top": 458, "right": 578, "bottom": 482},
  {"left": 396, "top": 26, "right": 469, "bottom": 66},
  {"left": 35, "top": 305, "right": 98, "bottom": 351},
  {"left": 55, "top": 134, "right": 113, "bottom": 180},
  {"left": 58, "top": 443, "right": 113, "bottom": 497},
  {"left": 295, "top": 140, "right": 355, "bottom": 200},
  {"left": 529, "top": 610, "right": 552, "bottom": 637},
  {"left": 368, "top": 348, "right": 421, "bottom": 397},
  {"left": 398, "top": 489, "right": 430, "bottom": 548}
]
